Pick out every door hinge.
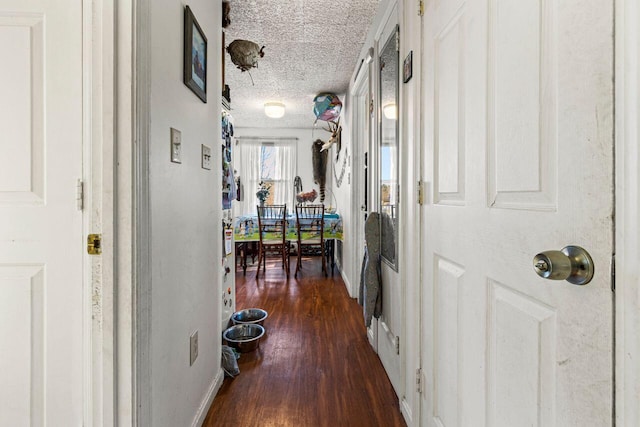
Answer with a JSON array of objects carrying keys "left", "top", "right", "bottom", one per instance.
[
  {"left": 76, "top": 179, "right": 84, "bottom": 211},
  {"left": 395, "top": 336, "right": 400, "bottom": 355},
  {"left": 395, "top": 28, "right": 400, "bottom": 52},
  {"left": 416, "top": 368, "right": 423, "bottom": 393},
  {"left": 418, "top": 0, "right": 424, "bottom": 16},
  {"left": 87, "top": 234, "right": 102, "bottom": 255},
  {"left": 611, "top": 254, "right": 616, "bottom": 292},
  {"left": 418, "top": 181, "right": 425, "bottom": 205}
]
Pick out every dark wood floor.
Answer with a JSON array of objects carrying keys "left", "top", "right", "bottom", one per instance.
[{"left": 203, "top": 256, "right": 407, "bottom": 427}]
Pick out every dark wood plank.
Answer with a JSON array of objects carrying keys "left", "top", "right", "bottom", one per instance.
[{"left": 203, "top": 257, "right": 407, "bottom": 427}]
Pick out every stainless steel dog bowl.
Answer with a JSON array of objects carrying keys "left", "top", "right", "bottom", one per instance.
[
  {"left": 223, "top": 324, "right": 265, "bottom": 353},
  {"left": 231, "top": 308, "right": 268, "bottom": 326}
]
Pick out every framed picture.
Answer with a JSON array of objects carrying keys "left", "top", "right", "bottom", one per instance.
[
  {"left": 403, "top": 50, "right": 413, "bottom": 84},
  {"left": 183, "top": 6, "right": 207, "bottom": 103}
]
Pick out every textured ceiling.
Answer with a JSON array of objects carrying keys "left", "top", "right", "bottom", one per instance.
[{"left": 223, "top": 0, "right": 380, "bottom": 128}]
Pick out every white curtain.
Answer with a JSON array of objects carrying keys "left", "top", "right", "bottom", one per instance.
[
  {"left": 271, "top": 142, "right": 296, "bottom": 208},
  {"left": 234, "top": 139, "right": 261, "bottom": 216},
  {"left": 234, "top": 139, "right": 297, "bottom": 216}
]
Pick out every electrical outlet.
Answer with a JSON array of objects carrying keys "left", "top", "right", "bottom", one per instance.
[
  {"left": 170, "top": 128, "right": 182, "bottom": 163},
  {"left": 201, "top": 144, "right": 212, "bottom": 170},
  {"left": 189, "top": 330, "right": 198, "bottom": 366}
]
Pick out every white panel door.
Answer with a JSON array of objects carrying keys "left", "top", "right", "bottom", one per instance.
[
  {"left": 0, "top": 1, "right": 85, "bottom": 425},
  {"left": 373, "top": 8, "right": 402, "bottom": 396},
  {"left": 421, "top": 0, "right": 613, "bottom": 426}
]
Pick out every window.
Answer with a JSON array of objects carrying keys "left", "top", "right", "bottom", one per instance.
[
  {"left": 236, "top": 139, "right": 297, "bottom": 215},
  {"left": 259, "top": 145, "right": 278, "bottom": 205}
]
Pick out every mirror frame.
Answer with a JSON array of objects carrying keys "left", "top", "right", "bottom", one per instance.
[{"left": 378, "top": 25, "right": 399, "bottom": 271}]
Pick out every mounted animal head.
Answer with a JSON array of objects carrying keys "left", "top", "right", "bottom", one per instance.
[{"left": 320, "top": 119, "right": 341, "bottom": 152}]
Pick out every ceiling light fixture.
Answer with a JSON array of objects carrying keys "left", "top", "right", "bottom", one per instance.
[
  {"left": 383, "top": 103, "right": 397, "bottom": 120},
  {"left": 264, "top": 102, "right": 285, "bottom": 119}
]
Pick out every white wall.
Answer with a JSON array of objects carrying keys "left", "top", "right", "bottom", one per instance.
[
  {"left": 149, "top": 1, "right": 222, "bottom": 426},
  {"left": 329, "top": 99, "right": 357, "bottom": 297}
]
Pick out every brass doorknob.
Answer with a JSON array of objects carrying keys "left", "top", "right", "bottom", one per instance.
[{"left": 532, "top": 246, "right": 594, "bottom": 285}]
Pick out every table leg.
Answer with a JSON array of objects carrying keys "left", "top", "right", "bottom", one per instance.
[
  {"left": 330, "top": 240, "right": 335, "bottom": 276},
  {"left": 240, "top": 243, "right": 247, "bottom": 275}
]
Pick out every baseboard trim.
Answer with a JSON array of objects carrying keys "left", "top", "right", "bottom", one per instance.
[
  {"left": 191, "top": 368, "right": 224, "bottom": 427},
  {"left": 400, "top": 397, "right": 413, "bottom": 426},
  {"left": 340, "top": 267, "right": 355, "bottom": 298}
]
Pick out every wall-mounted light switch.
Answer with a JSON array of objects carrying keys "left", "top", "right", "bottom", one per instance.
[
  {"left": 170, "top": 128, "right": 182, "bottom": 163},
  {"left": 201, "top": 144, "right": 212, "bottom": 170},
  {"left": 190, "top": 330, "right": 198, "bottom": 366}
]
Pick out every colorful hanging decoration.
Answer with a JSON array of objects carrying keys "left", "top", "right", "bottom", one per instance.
[{"left": 313, "top": 93, "right": 342, "bottom": 123}]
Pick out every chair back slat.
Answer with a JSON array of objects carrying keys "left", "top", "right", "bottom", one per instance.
[
  {"left": 257, "top": 204, "right": 287, "bottom": 243},
  {"left": 294, "top": 204, "right": 326, "bottom": 277},
  {"left": 295, "top": 204, "right": 325, "bottom": 237},
  {"left": 255, "top": 204, "right": 290, "bottom": 277}
]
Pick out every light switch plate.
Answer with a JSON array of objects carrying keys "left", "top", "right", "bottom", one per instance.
[
  {"left": 189, "top": 330, "right": 198, "bottom": 366},
  {"left": 201, "top": 144, "right": 212, "bottom": 170},
  {"left": 170, "top": 128, "right": 182, "bottom": 163}
]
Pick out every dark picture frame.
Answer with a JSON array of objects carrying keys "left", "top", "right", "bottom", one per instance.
[
  {"left": 403, "top": 50, "right": 413, "bottom": 84},
  {"left": 183, "top": 6, "right": 208, "bottom": 103}
]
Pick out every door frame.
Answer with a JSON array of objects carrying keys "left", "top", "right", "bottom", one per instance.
[
  {"left": 615, "top": 0, "right": 640, "bottom": 424},
  {"left": 372, "top": 1, "right": 404, "bottom": 396},
  {"left": 350, "top": 61, "right": 370, "bottom": 300},
  {"left": 85, "top": 0, "right": 118, "bottom": 424},
  {"left": 398, "top": 0, "right": 423, "bottom": 423},
  {"left": 87, "top": 0, "right": 137, "bottom": 425},
  {"left": 106, "top": 1, "right": 640, "bottom": 426},
  {"left": 132, "top": 0, "right": 152, "bottom": 425},
  {"left": 83, "top": 0, "right": 96, "bottom": 424}
]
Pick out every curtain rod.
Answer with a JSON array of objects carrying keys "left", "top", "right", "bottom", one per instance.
[{"left": 235, "top": 136, "right": 299, "bottom": 141}]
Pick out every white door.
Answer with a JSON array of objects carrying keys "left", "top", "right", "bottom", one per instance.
[
  {"left": 364, "top": 89, "right": 379, "bottom": 351},
  {"left": 0, "top": 1, "right": 85, "bottom": 425},
  {"left": 421, "top": 0, "right": 613, "bottom": 426},
  {"left": 374, "top": 10, "right": 402, "bottom": 395},
  {"left": 352, "top": 72, "right": 369, "bottom": 301}
]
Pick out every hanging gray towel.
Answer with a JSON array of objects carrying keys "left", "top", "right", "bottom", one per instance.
[{"left": 359, "top": 212, "right": 382, "bottom": 327}]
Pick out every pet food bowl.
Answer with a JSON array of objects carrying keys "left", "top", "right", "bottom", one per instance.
[
  {"left": 223, "top": 324, "right": 265, "bottom": 353},
  {"left": 231, "top": 308, "right": 268, "bottom": 326}
]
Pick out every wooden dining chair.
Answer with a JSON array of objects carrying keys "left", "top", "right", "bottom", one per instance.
[
  {"left": 256, "top": 204, "right": 290, "bottom": 277},
  {"left": 294, "top": 204, "right": 326, "bottom": 278}
]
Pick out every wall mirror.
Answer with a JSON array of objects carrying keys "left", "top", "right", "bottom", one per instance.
[{"left": 379, "top": 26, "right": 399, "bottom": 270}]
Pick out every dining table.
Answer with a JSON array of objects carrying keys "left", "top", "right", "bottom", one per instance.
[{"left": 233, "top": 212, "right": 343, "bottom": 275}]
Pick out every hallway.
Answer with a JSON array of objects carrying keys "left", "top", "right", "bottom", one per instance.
[{"left": 204, "top": 257, "right": 406, "bottom": 426}]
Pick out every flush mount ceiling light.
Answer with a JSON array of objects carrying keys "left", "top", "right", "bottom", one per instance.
[
  {"left": 264, "top": 102, "right": 285, "bottom": 118},
  {"left": 383, "top": 103, "right": 397, "bottom": 120}
]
